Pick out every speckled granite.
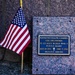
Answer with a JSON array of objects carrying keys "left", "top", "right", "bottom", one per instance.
[
  {"left": 32, "top": 17, "right": 75, "bottom": 74},
  {"left": 50, "top": 0, "right": 75, "bottom": 16}
]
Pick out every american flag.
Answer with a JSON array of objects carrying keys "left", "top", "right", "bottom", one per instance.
[{"left": 0, "top": 7, "right": 31, "bottom": 55}]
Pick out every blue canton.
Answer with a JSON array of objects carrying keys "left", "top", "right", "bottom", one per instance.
[{"left": 12, "top": 8, "right": 26, "bottom": 28}]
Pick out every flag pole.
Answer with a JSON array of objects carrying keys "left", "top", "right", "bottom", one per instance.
[
  {"left": 20, "top": 0, "right": 24, "bottom": 73},
  {"left": 21, "top": 52, "right": 24, "bottom": 73},
  {"left": 20, "top": 0, "right": 23, "bottom": 9}
]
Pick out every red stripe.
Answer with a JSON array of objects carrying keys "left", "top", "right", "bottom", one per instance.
[
  {"left": 8, "top": 26, "right": 22, "bottom": 49},
  {"left": 2, "top": 25, "right": 13, "bottom": 47},
  {"left": 11, "top": 27, "right": 28, "bottom": 50},
  {"left": 18, "top": 39, "right": 31, "bottom": 55},
  {"left": 0, "top": 24, "right": 12, "bottom": 43},
  {"left": 14, "top": 33, "right": 30, "bottom": 52},
  {"left": 6, "top": 26, "right": 17, "bottom": 48}
]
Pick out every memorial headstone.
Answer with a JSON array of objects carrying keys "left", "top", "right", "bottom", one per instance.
[{"left": 32, "top": 17, "right": 75, "bottom": 74}]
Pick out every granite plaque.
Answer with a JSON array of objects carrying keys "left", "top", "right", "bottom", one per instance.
[
  {"left": 38, "top": 35, "right": 70, "bottom": 55},
  {"left": 33, "top": 17, "right": 75, "bottom": 74}
]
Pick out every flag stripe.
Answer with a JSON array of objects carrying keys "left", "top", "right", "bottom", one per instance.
[
  {"left": 3, "top": 25, "right": 16, "bottom": 47},
  {"left": 8, "top": 26, "right": 21, "bottom": 49},
  {"left": 6, "top": 26, "right": 20, "bottom": 48},
  {"left": 1, "top": 24, "right": 13, "bottom": 46},
  {"left": 14, "top": 32, "right": 30, "bottom": 52},
  {"left": 18, "top": 39, "right": 31, "bottom": 55},
  {"left": 12, "top": 27, "right": 29, "bottom": 51},
  {"left": 9, "top": 24, "right": 27, "bottom": 49},
  {"left": 11, "top": 27, "right": 28, "bottom": 50},
  {"left": 16, "top": 35, "right": 30, "bottom": 54}
]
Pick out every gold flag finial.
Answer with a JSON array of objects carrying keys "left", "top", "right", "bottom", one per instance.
[{"left": 20, "top": 0, "right": 23, "bottom": 8}]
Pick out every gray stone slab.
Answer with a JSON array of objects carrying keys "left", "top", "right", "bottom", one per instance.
[{"left": 32, "top": 17, "right": 75, "bottom": 74}]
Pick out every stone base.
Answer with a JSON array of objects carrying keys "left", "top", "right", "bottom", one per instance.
[{"left": 0, "top": 47, "right": 20, "bottom": 62}]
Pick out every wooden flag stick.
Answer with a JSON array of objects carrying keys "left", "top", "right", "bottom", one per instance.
[
  {"left": 20, "top": 0, "right": 24, "bottom": 73},
  {"left": 21, "top": 52, "right": 24, "bottom": 73}
]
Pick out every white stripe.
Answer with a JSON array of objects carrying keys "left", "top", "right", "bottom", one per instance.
[
  {"left": 13, "top": 30, "right": 29, "bottom": 51},
  {"left": 3, "top": 25, "right": 16, "bottom": 47},
  {"left": 9, "top": 24, "right": 27, "bottom": 49},
  {"left": 0, "top": 24, "right": 13, "bottom": 45},
  {"left": 7, "top": 26, "right": 20, "bottom": 48},
  {"left": 16, "top": 35, "right": 30, "bottom": 54}
]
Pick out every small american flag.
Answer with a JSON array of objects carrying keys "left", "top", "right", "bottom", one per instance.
[{"left": 0, "top": 7, "right": 31, "bottom": 55}]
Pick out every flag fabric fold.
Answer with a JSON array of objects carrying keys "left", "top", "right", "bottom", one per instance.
[{"left": 0, "top": 7, "right": 31, "bottom": 55}]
